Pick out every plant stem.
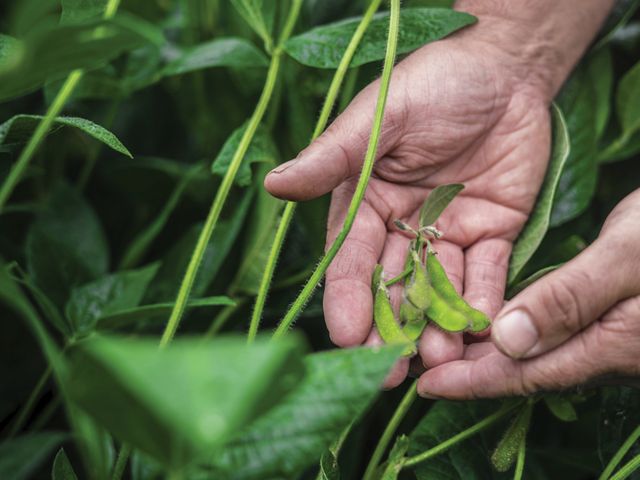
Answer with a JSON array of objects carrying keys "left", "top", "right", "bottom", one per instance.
[
  {"left": 402, "top": 403, "right": 519, "bottom": 469},
  {"left": 0, "top": 0, "right": 122, "bottom": 213},
  {"left": 272, "top": 0, "right": 398, "bottom": 339},
  {"left": 5, "top": 366, "right": 52, "bottom": 439},
  {"left": 110, "top": 444, "right": 132, "bottom": 480},
  {"left": 161, "top": 50, "right": 283, "bottom": 347},
  {"left": 514, "top": 433, "right": 526, "bottom": 480},
  {"left": 385, "top": 266, "right": 412, "bottom": 287},
  {"left": 205, "top": 299, "right": 247, "bottom": 338},
  {"left": 600, "top": 425, "right": 640, "bottom": 480},
  {"left": 609, "top": 453, "right": 640, "bottom": 480},
  {"left": 248, "top": 0, "right": 383, "bottom": 341},
  {"left": 363, "top": 380, "right": 417, "bottom": 480}
]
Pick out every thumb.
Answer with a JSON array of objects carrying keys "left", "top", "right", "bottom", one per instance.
[
  {"left": 491, "top": 238, "right": 632, "bottom": 359},
  {"left": 264, "top": 80, "right": 401, "bottom": 201}
]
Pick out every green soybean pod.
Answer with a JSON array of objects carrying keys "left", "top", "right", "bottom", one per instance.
[
  {"left": 405, "top": 251, "right": 431, "bottom": 311},
  {"left": 400, "top": 300, "right": 427, "bottom": 341},
  {"left": 424, "top": 290, "right": 468, "bottom": 332},
  {"left": 374, "top": 278, "right": 416, "bottom": 356}
]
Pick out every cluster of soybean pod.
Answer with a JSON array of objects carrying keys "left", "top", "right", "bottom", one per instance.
[{"left": 372, "top": 184, "right": 490, "bottom": 355}]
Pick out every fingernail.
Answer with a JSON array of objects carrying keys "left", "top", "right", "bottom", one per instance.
[
  {"left": 269, "top": 158, "right": 300, "bottom": 175},
  {"left": 492, "top": 309, "right": 538, "bottom": 358}
]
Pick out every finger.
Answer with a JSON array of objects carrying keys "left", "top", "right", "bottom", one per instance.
[
  {"left": 463, "top": 342, "right": 497, "bottom": 361},
  {"left": 492, "top": 238, "right": 632, "bottom": 359},
  {"left": 463, "top": 238, "right": 511, "bottom": 319},
  {"left": 365, "top": 330, "right": 410, "bottom": 389},
  {"left": 419, "top": 241, "right": 464, "bottom": 368},
  {"left": 418, "top": 319, "right": 609, "bottom": 399},
  {"left": 264, "top": 81, "right": 402, "bottom": 201},
  {"left": 323, "top": 187, "right": 386, "bottom": 347},
  {"left": 379, "top": 231, "right": 411, "bottom": 310}
]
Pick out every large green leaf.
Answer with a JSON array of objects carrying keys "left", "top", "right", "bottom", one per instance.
[
  {"left": 508, "top": 105, "right": 570, "bottom": 284},
  {"left": 0, "top": 115, "right": 132, "bottom": 157},
  {"left": 164, "top": 38, "right": 269, "bottom": 77},
  {"left": 285, "top": 8, "right": 476, "bottom": 69},
  {"left": 26, "top": 185, "right": 110, "bottom": 307},
  {"left": 65, "top": 263, "right": 159, "bottom": 336},
  {"left": 0, "top": 432, "right": 67, "bottom": 480},
  {"left": 60, "top": 0, "right": 109, "bottom": 25},
  {"left": 210, "top": 345, "right": 402, "bottom": 479},
  {"left": 211, "top": 125, "right": 279, "bottom": 187},
  {"left": 65, "top": 335, "right": 306, "bottom": 468},
  {"left": 0, "top": 16, "right": 157, "bottom": 102}
]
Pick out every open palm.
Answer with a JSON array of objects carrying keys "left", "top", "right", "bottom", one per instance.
[{"left": 265, "top": 38, "right": 551, "bottom": 385}]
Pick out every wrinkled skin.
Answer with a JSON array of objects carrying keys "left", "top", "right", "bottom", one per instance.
[{"left": 266, "top": 36, "right": 551, "bottom": 386}]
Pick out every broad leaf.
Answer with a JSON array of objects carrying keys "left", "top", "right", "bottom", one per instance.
[
  {"left": 211, "top": 125, "right": 279, "bottom": 186},
  {"left": 508, "top": 104, "right": 570, "bottom": 284},
  {"left": 65, "top": 335, "right": 306, "bottom": 468},
  {"left": 65, "top": 264, "right": 160, "bottom": 336},
  {"left": 419, "top": 183, "right": 464, "bottom": 228},
  {"left": 52, "top": 448, "right": 79, "bottom": 480},
  {"left": 0, "top": 115, "right": 132, "bottom": 157},
  {"left": 285, "top": 8, "right": 476, "bottom": 69},
  {"left": 0, "top": 432, "right": 67, "bottom": 480},
  {"left": 164, "top": 38, "right": 269, "bottom": 77},
  {"left": 0, "top": 17, "right": 157, "bottom": 102},
  {"left": 210, "top": 345, "right": 402, "bottom": 479},
  {"left": 26, "top": 185, "right": 110, "bottom": 307},
  {"left": 60, "top": 0, "right": 109, "bottom": 25}
]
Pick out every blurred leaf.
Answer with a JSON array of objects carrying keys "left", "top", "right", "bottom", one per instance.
[
  {"left": 419, "top": 183, "right": 464, "bottom": 228},
  {"left": 164, "top": 38, "right": 269, "bottom": 76},
  {"left": 211, "top": 125, "right": 278, "bottom": 187},
  {"left": 508, "top": 104, "right": 570, "bottom": 284},
  {"left": 285, "top": 8, "right": 476, "bottom": 69},
  {"left": 0, "top": 16, "right": 158, "bottom": 102},
  {"left": 210, "top": 345, "right": 402, "bottom": 479},
  {"left": 143, "top": 191, "right": 253, "bottom": 302},
  {"left": 98, "top": 296, "right": 236, "bottom": 330},
  {"left": 0, "top": 432, "right": 67, "bottom": 480},
  {"left": 26, "top": 185, "right": 109, "bottom": 307},
  {"left": 52, "top": 448, "right": 78, "bottom": 480},
  {"left": 0, "top": 115, "right": 132, "bottom": 157},
  {"left": 230, "top": 164, "right": 283, "bottom": 295},
  {"left": 230, "top": 0, "right": 275, "bottom": 46},
  {"left": 60, "top": 0, "right": 109, "bottom": 25},
  {"left": 65, "top": 335, "right": 306, "bottom": 468},
  {"left": 65, "top": 263, "right": 160, "bottom": 336},
  {"left": 595, "top": 0, "right": 640, "bottom": 48},
  {"left": 544, "top": 395, "right": 578, "bottom": 422}
]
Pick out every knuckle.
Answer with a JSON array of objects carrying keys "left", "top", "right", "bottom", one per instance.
[{"left": 538, "top": 271, "right": 590, "bottom": 334}]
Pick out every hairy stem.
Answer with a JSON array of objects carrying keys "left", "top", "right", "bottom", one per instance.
[
  {"left": 402, "top": 403, "right": 520, "bottom": 469},
  {"left": 363, "top": 380, "right": 418, "bottom": 480},
  {"left": 0, "top": 0, "right": 122, "bottom": 212},
  {"left": 600, "top": 425, "right": 640, "bottom": 480},
  {"left": 248, "top": 0, "right": 383, "bottom": 341},
  {"left": 272, "top": 0, "right": 399, "bottom": 338}
]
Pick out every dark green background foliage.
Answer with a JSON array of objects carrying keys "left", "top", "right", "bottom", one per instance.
[{"left": 0, "top": 0, "right": 639, "bottom": 479}]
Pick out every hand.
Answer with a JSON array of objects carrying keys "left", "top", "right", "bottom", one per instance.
[{"left": 417, "top": 190, "right": 640, "bottom": 399}]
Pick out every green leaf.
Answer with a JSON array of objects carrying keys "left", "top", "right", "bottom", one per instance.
[
  {"left": 544, "top": 395, "right": 578, "bottom": 422},
  {"left": 210, "top": 345, "right": 402, "bottom": 479},
  {"left": 60, "top": 0, "right": 109, "bottom": 25},
  {"left": 588, "top": 48, "right": 614, "bottom": 140},
  {"left": 230, "top": 0, "right": 275, "bottom": 46},
  {"left": 506, "top": 264, "right": 559, "bottom": 300},
  {"left": 52, "top": 448, "right": 79, "bottom": 480},
  {"left": 418, "top": 183, "right": 464, "bottom": 228},
  {"left": 65, "top": 335, "right": 306, "bottom": 468},
  {"left": 285, "top": 8, "right": 476, "bottom": 69},
  {"left": 0, "top": 17, "right": 155, "bottom": 102},
  {"left": 65, "top": 264, "right": 160, "bottom": 336},
  {"left": 318, "top": 449, "right": 341, "bottom": 480},
  {"left": 0, "top": 432, "right": 67, "bottom": 480},
  {"left": 230, "top": 164, "right": 283, "bottom": 295},
  {"left": 26, "top": 185, "right": 110, "bottom": 307},
  {"left": 97, "top": 296, "right": 236, "bottom": 330},
  {"left": 211, "top": 125, "right": 278, "bottom": 186},
  {"left": 380, "top": 435, "right": 410, "bottom": 480},
  {"left": 508, "top": 104, "right": 570, "bottom": 284},
  {"left": 491, "top": 403, "right": 533, "bottom": 472},
  {"left": 163, "top": 38, "right": 269, "bottom": 77},
  {"left": 0, "top": 115, "right": 132, "bottom": 157}
]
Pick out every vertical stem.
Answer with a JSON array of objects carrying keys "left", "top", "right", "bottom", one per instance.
[
  {"left": 110, "top": 444, "right": 132, "bottom": 480},
  {"left": 0, "top": 0, "right": 122, "bottom": 212},
  {"left": 272, "top": 0, "right": 400, "bottom": 339},
  {"left": 609, "top": 453, "right": 640, "bottom": 480},
  {"left": 5, "top": 366, "right": 52, "bottom": 439},
  {"left": 362, "top": 380, "right": 417, "bottom": 480},
  {"left": 600, "top": 425, "right": 640, "bottom": 480},
  {"left": 247, "top": 0, "right": 383, "bottom": 341},
  {"left": 513, "top": 434, "right": 526, "bottom": 480},
  {"left": 402, "top": 403, "right": 520, "bottom": 469}
]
